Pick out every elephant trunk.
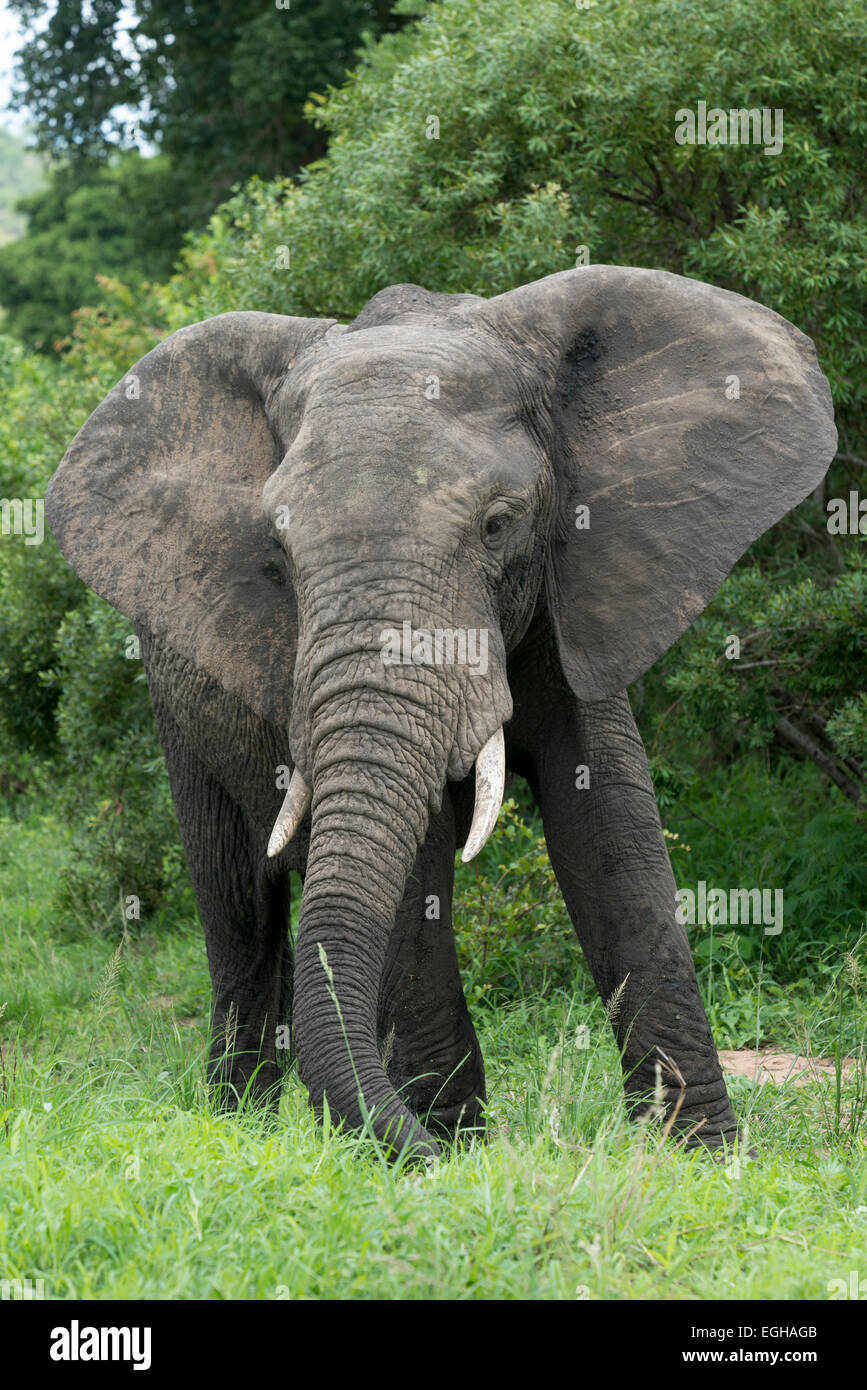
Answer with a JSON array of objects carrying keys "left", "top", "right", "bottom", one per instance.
[
  {"left": 283, "top": 549, "right": 511, "bottom": 1157},
  {"left": 291, "top": 659, "right": 456, "bottom": 1160}
]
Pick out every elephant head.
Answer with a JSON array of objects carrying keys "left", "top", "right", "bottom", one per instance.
[{"left": 45, "top": 267, "right": 836, "bottom": 1157}]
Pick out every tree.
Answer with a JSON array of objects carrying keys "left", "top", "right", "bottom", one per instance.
[
  {"left": 0, "top": 125, "right": 46, "bottom": 243},
  {"left": 9, "top": 0, "right": 410, "bottom": 227},
  {"left": 0, "top": 154, "right": 185, "bottom": 347},
  {"left": 168, "top": 0, "right": 865, "bottom": 444}
]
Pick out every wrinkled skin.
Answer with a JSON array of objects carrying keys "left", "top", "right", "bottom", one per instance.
[{"left": 45, "top": 268, "right": 837, "bottom": 1160}]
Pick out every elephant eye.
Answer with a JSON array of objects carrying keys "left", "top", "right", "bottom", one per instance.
[
  {"left": 262, "top": 560, "right": 286, "bottom": 585},
  {"left": 481, "top": 505, "right": 518, "bottom": 547},
  {"left": 262, "top": 536, "right": 287, "bottom": 586}
]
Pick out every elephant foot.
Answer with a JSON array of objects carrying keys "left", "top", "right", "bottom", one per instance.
[
  {"left": 672, "top": 1118, "right": 755, "bottom": 1158},
  {"left": 619, "top": 1045, "right": 750, "bottom": 1150},
  {"left": 631, "top": 1102, "right": 753, "bottom": 1158},
  {"left": 667, "top": 1102, "right": 758, "bottom": 1161},
  {"left": 624, "top": 1067, "right": 748, "bottom": 1156},
  {"left": 207, "top": 1051, "right": 284, "bottom": 1114},
  {"left": 382, "top": 1028, "right": 487, "bottom": 1148}
]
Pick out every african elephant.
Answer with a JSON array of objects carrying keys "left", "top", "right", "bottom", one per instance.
[{"left": 45, "top": 266, "right": 837, "bottom": 1160}]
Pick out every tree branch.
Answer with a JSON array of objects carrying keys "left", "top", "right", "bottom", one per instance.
[{"left": 773, "top": 717, "right": 863, "bottom": 804}]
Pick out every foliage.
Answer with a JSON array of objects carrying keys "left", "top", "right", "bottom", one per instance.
[
  {"left": 663, "top": 758, "right": 867, "bottom": 1046},
  {"left": 163, "top": 0, "right": 866, "bottom": 447},
  {"left": 8, "top": 0, "right": 411, "bottom": 240},
  {"left": 453, "top": 766, "right": 867, "bottom": 1032},
  {"left": 827, "top": 694, "right": 867, "bottom": 769},
  {"left": 0, "top": 334, "right": 91, "bottom": 750},
  {"left": 0, "top": 273, "right": 174, "bottom": 756},
  {"left": 0, "top": 284, "right": 188, "bottom": 931},
  {"left": 0, "top": 155, "right": 185, "bottom": 348},
  {"left": 0, "top": 125, "right": 45, "bottom": 245},
  {"left": 647, "top": 556, "right": 867, "bottom": 798},
  {"left": 453, "top": 800, "right": 574, "bottom": 1006}
]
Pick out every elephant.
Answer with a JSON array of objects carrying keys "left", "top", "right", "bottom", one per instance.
[{"left": 45, "top": 265, "right": 837, "bottom": 1161}]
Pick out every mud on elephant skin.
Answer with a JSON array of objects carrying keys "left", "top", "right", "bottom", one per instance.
[{"left": 45, "top": 266, "right": 837, "bottom": 1160}]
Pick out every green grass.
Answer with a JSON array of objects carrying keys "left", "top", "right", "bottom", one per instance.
[{"left": 2, "top": 806, "right": 866, "bottom": 1300}]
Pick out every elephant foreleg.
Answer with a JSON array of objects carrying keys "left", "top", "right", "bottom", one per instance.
[
  {"left": 151, "top": 698, "right": 293, "bottom": 1110},
  {"left": 521, "top": 685, "right": 739, "bottom": 1149}
]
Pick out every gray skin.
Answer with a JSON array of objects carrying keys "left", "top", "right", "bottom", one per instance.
[{"left": 45, "top": 267, "right": 837, "bottom": 1160}]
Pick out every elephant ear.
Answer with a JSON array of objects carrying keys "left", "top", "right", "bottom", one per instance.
[
  {"left": 45, "top": 311, "right": 336, "bottom": 724},
  {"left": 482, "top": 266, "right": 837, "bottom": 700}
]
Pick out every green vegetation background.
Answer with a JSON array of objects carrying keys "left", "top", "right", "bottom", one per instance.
[
  {"left": 0, "top": 0, "right": 865, "bottom": 1300},
  {"left": 0, "top": 127, "right": 43, "bottom": 243}
]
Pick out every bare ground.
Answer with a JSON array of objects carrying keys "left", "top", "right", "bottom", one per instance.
[{"left": 719, "top": 1049, "right": 856, "bottom": 1085}]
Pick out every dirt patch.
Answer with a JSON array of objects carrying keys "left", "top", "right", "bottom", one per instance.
[{"left": 720, "top": 1049, "right": 856, "bottom": 1086}]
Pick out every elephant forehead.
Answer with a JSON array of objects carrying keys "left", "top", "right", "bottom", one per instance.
[
  {"left": 268, "top": 332, "right": 531, "bottom": 484},
  {"left": 287, "top": 323, "right": 521, "bottom": 413}
]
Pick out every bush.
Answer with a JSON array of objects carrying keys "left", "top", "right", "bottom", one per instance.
[
  {"left": 165, "top": 0, "right": 866, "bottom": 450},
  {"left": 0, "top": 335, "right": 90, "bottom": 752},
  {"left": 0, "top": 280, "right": 174, "bottom": 759},
  {"left": 648, "top": 556, "right": 867, "bottom": 792},
  {"left": 0, "top": 155, "right": 185, "bottom": 350},
  {"left": 454, "top": 799, "right": 575, "bottom": 1006}
]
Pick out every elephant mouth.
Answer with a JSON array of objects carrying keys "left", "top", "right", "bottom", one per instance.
[{"left": 266, "top": 723, "right": 505, "bottom": 862}]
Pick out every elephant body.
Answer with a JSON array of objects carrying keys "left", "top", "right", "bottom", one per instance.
[{"left": 46, "top": 267, "right": 837, "bottom": 1159}]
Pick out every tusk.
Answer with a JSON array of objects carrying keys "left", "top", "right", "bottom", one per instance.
[
  {"left": 267, "top": 768, "right": 312, "bottom": 858},
  {"left": 461, "top": 726, "right": 505, "bottom": 863}
]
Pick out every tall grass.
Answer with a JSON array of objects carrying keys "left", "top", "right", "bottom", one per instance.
[{"left": 2, "top": 805, "right": 866, "bottom": 1298}]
